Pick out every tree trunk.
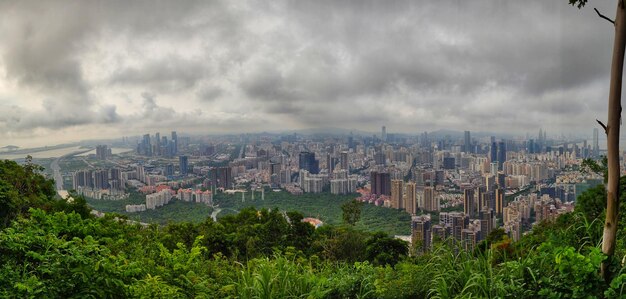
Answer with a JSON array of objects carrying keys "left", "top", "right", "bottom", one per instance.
[{"left": 601, "top": 0, "right": 626, "bottom": 282}]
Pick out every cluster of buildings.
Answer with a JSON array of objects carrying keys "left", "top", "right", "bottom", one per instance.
[
  {"left": 298, "top": 169, "right": 358, "bottom": 194},
  {"left": 125, "top": 187, "right": 213, "bottom": 213},
  {"left": 72, "top": 168, "right": 126, "bottom": 199},
  {"left": 95, "top": 145, "right": 112, "bottom": 160},
  {"left": 502, "top": 193, "right": 575, "bottom": 240},
  {"left": 411, "top": 191, "right": 575, "bottom": 253},
  {"left": 137, "top": 131, "right": 179, "bottom": 157},
  {"left": 177, "top": 188, "right": 213, "bottom": 205},
  {"left": 85, "top": 127, "right": 604, "bottom": 238}
]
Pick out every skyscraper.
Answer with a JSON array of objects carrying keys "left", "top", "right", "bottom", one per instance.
[
  {"left": 348, "top": 135, "right": 355, "bottom": 151},
  {"left": 391, "top": 180, "right": 404, "bottom": 209},
  {"left": 593, "top": 128, "right": 599, "bottom": 158},
  {"left": 211, "top": 167, "right": 232, "bottom": 189},
  {"left": 370, "top": 171, "right": 391, "bottom": 196},
  {"left": 94, "top": 169, "right": 109, "bottom": 189},
  {"left": 141, "top": 134, "right": 152, "bottom": 156},
  {"left": 340, "top": 151, "right": 349, "bottom": 171},
  {"left": 171, "top": 131, "right": 178, "bottom": 155},
  {"left": 497, "top": 141, "right": 506, "bottom": 171},
  {"left": 299, "top": 152, "right": 319, "bottom": 174},
  {"left": 423, "top": 186, "right": 438, "bottom": 212},
  {"left": 463, "top": 188, "right": 476, "bottom": 218},
  {"left": 374, "top": 152, "right": 386, "bottom": 165},
  {"left": 155, "top": 132, "right": 160, "bottom": 155},
  {"left": 495, "top": 188, "right": 504, "bottom": 216},
  {"left": 411, "top": 215, "right": 431, "bottom": 253},
  {"left": 464, "top": 131, "right": 471, "bottom": 153},
  {"left": 490, "top": 142, "right": 498, "bottom": 165},
  {"left": 405, "top": 182, "right": 417, "bottom": 215},
  {"left": 382, "top": 126, "right": 387, "bottom": 142},
  {"left": 179, "top": 155, "right": 189, "bottom": 176},
  {"left": 327, "top": 153, "right": 338, "bottom": 173},
  {"left": 95, "top": 145, "right": 109, "bottom": 160}
]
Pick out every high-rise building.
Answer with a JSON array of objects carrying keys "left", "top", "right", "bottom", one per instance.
[
  {"left": 490, "top": 142, "right": 498, "bottom": 165},
  {"left": 327, "top": 154, "right": 339, "bottom": 173},
  {"left": 270, "top": 163, "right": 282, "bottom": 176},
  {"left": 179, "top": 155, "right": 189, "bottom": 176},
  {"left": 448, "top": 212, "right": 469, "bottom": 242},
  {"left": 593, "top": 128, "right": 599, "bottom": 158},
  {"left": 171, "top": 131, "right": 178, "bottom": 155},
  {"left": 423, "top": 186, "right": 438, "bottom": 212},
  {"left": 109, "top": 168, "right": 122, "bottom": 190},
  {"left": 211, "top": 167, "right": 232, "bottom": 189},
  {"left": 164, "top": 164, "right": 174, "bottom": 177},
  {"left": 497, "top": 141, "right": 506, "bottom": 171},
  {"left": 136, "top": 165, "right": 146, "bottom": 183},
  {"left": 374, "top": 152, "right": 386, "bottom": 165},
  {"left": 442, "top": 157, "right": 455, "bottom": 169},
  {"left": 528, "top": 139, "right": 535, "bottom": 154},
  {"left": 464, "top": 188, "right": 476, "bottom": 218},
  {"left": 299, "top": 152, "right": 319, "bottom": 174},
  {"left": 411, "top": 215, "right": 431, "bottom": 253},
  {"left": 95, "top": 145, "right": 109, "bottom": 160},
  {"left": 405, "top": 182, "right": 417, "bottom": 215},
  {"left": 340, "top": 151, "right": 349, "bottom": 171},
  {"left": 348, "top": 135, "right": 355, "bottom": 151},
  {"left": 484, "top": 174, "right": 496, "bottom": 191},
  {"left": 382, "top": 126, "right": 387, "bottom": 142},
  {"left": 479, "top": 188, "right": 494, "bottom": 212},
  {"left": 94, "top": 169, "right": 109, "bottom": 190},
  {"left": 141, "top": 134, "right": 152, "bottom": 156},
  {"left": 370, "top": 171, "right": 391, "bottom": 196},
  {"left": 155, "top": 132, "right": 160, "bottom": 155},
  {"left": 464, "top": 131, "right": 472, "bottom": 153},
  {"left": 495, "top": 188, "right": 504, "bottom": 216},
  {"left": 479, "top": 209, "right": 495, "bottom": 239},
  {"left": 461, "top": 227, "right": 480, "bottom": 251},
  {"left": 391, "top": 180, "right": 404, "bottom": 209}
]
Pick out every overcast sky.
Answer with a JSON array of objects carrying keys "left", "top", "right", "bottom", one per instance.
[{"left": 0, "top": 0, "right": 620, "bottom": 147}]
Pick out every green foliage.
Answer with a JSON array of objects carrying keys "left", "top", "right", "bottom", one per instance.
[
  {"left": 0, "top": 158, "right": 56, "bottom": 227},
  {"left": 365, "top": 232, "right": 408, "bottom": 266},
  {"left": 214, "top": 191, "right": 412, "bottom": 235},
  {"left": 341, "top": 199, "right": 363, "bottom": 225},
  {"left": 569, "top": 0, "right": 588, "bottom": 9},
  {"left": 230, "top": 254, "right": 330, "bottom": 298},
  {"left": 526, "top": 243, "right": 606, "bottom": 298},
  {"left": 1, "top": 160, "right": 626, "bottom": 298}
]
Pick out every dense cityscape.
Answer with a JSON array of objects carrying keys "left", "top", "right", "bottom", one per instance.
[{"left": 15, "top": 126, "right": 603, "bottom": 253}]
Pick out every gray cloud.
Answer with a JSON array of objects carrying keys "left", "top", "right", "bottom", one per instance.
[
  {"left": 110, "top": 56, "right": 209, "bottom": 92},
  {"left": 0, "top": 0, "right": 619, "bottom": 146}
]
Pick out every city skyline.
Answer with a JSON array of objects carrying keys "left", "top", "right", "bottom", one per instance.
[{"left": 0, "top": 1, "right": 620, "bottom": 148}]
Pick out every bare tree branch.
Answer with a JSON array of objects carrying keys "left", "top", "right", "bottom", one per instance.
[
  {"left": 597, "top": 119, "right": 608, "bottom": 134},
  {"left": 595, "top": 8, "right": 616, "bottom": 25}
]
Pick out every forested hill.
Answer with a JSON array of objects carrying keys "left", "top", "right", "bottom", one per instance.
[{"left": 1, "top": 159, "right": 626, "bottom": 298}]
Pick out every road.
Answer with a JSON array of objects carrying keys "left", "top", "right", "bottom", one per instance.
[
  {"left": 50, "top": 148, "right": 94, "bottom": 192},
  {"left": 210, "top": 208, "right": 222, "bottom": 221},
  {"left": 210, "top": 207, "right": 238, "bottom": 221}
]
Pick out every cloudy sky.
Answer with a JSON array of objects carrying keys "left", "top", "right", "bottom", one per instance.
[{"left": 0, "top": 0, "right": 619, "bottom": 147}]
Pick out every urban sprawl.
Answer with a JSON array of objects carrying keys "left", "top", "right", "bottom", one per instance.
[{"left": 64, "top": 127, "right": 606, "bottom": 252}]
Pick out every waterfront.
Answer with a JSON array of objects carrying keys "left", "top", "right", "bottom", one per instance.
[{"left": 0, "top": 146, "right": 133, "bottom": 160}]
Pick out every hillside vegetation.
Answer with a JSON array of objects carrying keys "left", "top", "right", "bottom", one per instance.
[{"left": 1, "top": 159, "right": 626, "bottom": 298}]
